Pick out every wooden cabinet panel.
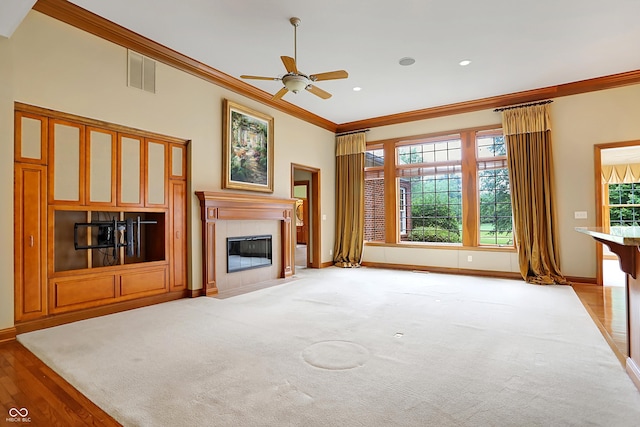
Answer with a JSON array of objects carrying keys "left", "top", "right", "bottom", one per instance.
[
  {"left": 118, "top": 135, "right": 144, "bottom": 206},
  {"left": 170, "top": 144, "right": 186, "bottom": 179},
  {"left": 14, "top": 164, "right": 47, "bottom": 321},
  {"left": 146, "top": 141, "right": 167, "bottom": 207},
  {"left": 15, "top": 112, "right": 47, "bottom": 164},
  {"left": 169, "top": 180, "right": 187, "bottom": 290},
  {"left": 87, "top": 128, "right": 116, "bottom": 206},
  {"left": 49, "top": 120, "right": 85, "bottom": 204},
  {"left": 120, "top": 267, "right": 167, "bottom": 298},
  {"left": 52, "top": 275, "right": 116, "bottom": 312}
]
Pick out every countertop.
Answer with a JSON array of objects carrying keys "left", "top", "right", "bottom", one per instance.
[{"left": 575, "top": 226, "right": 640, "bottom": 246}]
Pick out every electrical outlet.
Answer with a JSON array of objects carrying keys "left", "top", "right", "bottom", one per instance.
[
  {"left": 329, "top": 249, "right": 333, "bottom": 256},
  {"left": 467, "top": 255, "right": 472, "bottom": 262}
]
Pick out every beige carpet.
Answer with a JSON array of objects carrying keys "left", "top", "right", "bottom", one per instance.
[{"left": 18, "top": 267, "right": 640, "bottom": 426}]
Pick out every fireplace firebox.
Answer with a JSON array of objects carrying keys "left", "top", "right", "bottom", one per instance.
[{"left": 227, "top": 235, "right": 273, "bottom": 273}]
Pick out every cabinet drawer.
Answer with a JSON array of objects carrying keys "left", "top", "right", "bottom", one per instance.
[
  {"left": 51, "top": 275, "right": 116, "bottom": 313},
  {"left": 119, "top": 267, "right": 167, "bottom": 298}
]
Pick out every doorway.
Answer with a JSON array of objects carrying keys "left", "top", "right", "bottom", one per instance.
[
  {"left": 594, "top": 141, "right": 640, "bottom": 360},
  {"left": 291, "top": 164, "right": 321, "bottom": 271},
  {"left": 595, "top": 141, "right": 640, "bottom": 286}
]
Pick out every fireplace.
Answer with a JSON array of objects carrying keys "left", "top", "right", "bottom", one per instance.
[
  {"left": 227, "top": 235, "right": 273, "bottom": 273},
  {"left": 195, "top": 191, "right": 296, "bottom": 296}
]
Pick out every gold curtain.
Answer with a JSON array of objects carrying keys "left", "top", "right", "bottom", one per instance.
[
  {"left": 333, "top": 132, "right": 366, "bottom": 268},
  {"left": 503, "top": 104, "right": 567, "bottom": 285}
]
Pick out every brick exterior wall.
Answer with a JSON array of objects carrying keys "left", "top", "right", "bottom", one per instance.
[
  {"left": 364, "top": 178, "right": 412, "bottom": 242},
  {"left": 364, "top": 178, "right": 385, "bottom": 241}
]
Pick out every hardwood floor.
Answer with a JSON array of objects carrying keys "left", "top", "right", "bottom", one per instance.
[
  {"left": 0, "top": 340, "right": 120, "bottom": 427},
  {"left": 572, "top": 282, "right": 628, "bottom": 365},
  {"left": 0, "top": 282, "right": 626, "bottom": 426}
]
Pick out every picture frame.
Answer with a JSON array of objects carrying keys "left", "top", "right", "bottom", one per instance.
[{"left": 222, "top": 99, "right": 274, "bottom": 193}]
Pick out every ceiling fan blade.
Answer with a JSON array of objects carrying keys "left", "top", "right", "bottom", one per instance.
[
  {"left": 240, "top": 75, "right": 280, "bottom": 81},
  {"left": 306, "top": 84, "right": 332, "bottom": 99},
  {"left": 309, "top": 70, "right": 348, "bottom": 82},
  {"left": 281, "top": 56, "right": 298, "bottom": 73},
  {"left": 272, "top": 87, "right": 289, "bottom": 100}
]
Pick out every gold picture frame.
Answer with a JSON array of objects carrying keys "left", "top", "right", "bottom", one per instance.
[{"left": 222, "top": 99, "right": 274, "bottom": 193}]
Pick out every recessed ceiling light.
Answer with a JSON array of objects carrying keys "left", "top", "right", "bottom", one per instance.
[
  {"left": 399, "top": 57, "right": 416, "bottom": 66},
  {"left": 353, "top": 87, "right": 362, "bottom": 92},
  {"left": 459, "top": 60, "right": 471, "bottom": 66}
]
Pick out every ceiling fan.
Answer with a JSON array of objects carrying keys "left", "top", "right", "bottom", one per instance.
[{"left": 240, "top": 17, "right": 348, "bottom": 100}]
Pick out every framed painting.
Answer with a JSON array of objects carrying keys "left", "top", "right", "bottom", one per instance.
[{"left": 222, "top": 99, "right": 274, "bottom": 192}]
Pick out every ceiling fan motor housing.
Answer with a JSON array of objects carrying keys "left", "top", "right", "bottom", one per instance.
[{"left": 282, "top": 74, "right": 309, "bottom": 93}]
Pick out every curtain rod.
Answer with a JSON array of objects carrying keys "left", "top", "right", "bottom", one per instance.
[
  {"left": 336, "top": 129, "right": 370, "bottom": 137},
  {"left": 494, "top": 99, "right": 553, "bottom": 112}
]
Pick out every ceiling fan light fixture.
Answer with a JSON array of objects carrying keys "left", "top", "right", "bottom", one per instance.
[{"left": 282, "top": 74, "right": 308, "bottom": 93}]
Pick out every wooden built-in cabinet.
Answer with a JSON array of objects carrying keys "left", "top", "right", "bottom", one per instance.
[
  {"left": 14, "top": 104, "right": 189, "bottom": 327},
  {"left": 14, "top": 163, "right": 47, "bottom": 322}
]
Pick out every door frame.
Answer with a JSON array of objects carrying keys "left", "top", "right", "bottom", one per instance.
[
  {"left": 594, "top": 140, "right": 640, "bottom": 285},
  {"left": 291, "top": 163, "right": 321, "bottom": 269}
]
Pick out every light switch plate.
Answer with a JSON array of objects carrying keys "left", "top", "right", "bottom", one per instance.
[{"left": 574, "top": 211, "right": 588, "bottom": 219}]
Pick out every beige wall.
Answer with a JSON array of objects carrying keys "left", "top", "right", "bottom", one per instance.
[
  {"left": 553, "top": 85, "right": 640, "bottom": 278},
  {"left": 364, "top": 85, "right": 640, "bottom": 279},
  {"left": 0, "top": 11, "right": 336, "bottom": 330},
  {"left": 0, "top": 33, "right": 15, "bottom": 328}
]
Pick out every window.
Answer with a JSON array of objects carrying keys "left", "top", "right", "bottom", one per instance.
[
  {"left": 477, "top": 131, "right": 513, "bottom": 245},
  {"left": 397, "top": 135, "right": 463, "bottom": 243},
  {"left": 608, "top": 183, "right": 640, "bottom": 230},
  {"left": 364, "top": 126, "right": 514, "bottom": 248}
]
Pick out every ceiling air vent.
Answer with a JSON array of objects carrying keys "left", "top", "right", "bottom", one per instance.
[{"left": 128, "top": 50, "right": 156, "bottom": 93}]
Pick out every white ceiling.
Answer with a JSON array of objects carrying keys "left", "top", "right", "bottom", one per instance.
[
  {"left": 0, "top": 0, "right": 36, "bottom": 38},
  {"left": 52, "top": 1, "right": 640, "bottom": 124}
]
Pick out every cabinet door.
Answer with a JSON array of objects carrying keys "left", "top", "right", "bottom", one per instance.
[
  {"left": 15, "top": 112, "right": 47, "bottom": 165},
  {"left": 14, "top": 163, "right": 47, "bottom": 321},
  {"left": 169, "top": 180, "right": 187, "bottom": 291},
  {"left": 117, "top": 134, "right": 145, "bottom": 207},
  {"left": 87, "top": 127, "right": 116, "bottom": 206},
  {"left": 145, "top": 140, "right": 168, "bottom": 207},
  {"left": 49, "top": 120, "right": 85, "bottom": 205}
]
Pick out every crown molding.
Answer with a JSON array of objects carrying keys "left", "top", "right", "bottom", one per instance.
[
  {"left": 32, "top": 0, "right": 338, "bottom": 132},
  {"left": 336, "top": 70, "right": 640, "bottom": 133}
]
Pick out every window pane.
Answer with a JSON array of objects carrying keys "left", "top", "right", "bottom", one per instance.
[
  {"left": 397, "top": 136, "right": 461, "bottom": 165},
  {"left": 477, "top": 134, "right": 506, "bottom": 158},
  {"left": 610, "top": 206, "right": 640, "bottom": 227},
  {"left": 405, "top": 173, "right": 462, "bottom": 244},
  {"left": 478, "top": 168, "right": 513, "bottom": 245},
  {"left": 365, "top": 148, "right": 384, "bottom": 168},
  {"left": 609, "top": 182, "right": 640, "bottom": 228}
]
